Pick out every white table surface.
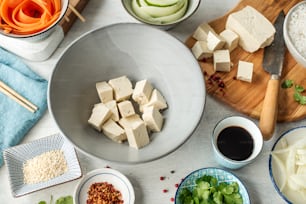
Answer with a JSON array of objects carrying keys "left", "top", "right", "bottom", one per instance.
[{"left": 0, "top": 0, "right": 301, "bottom": 203}]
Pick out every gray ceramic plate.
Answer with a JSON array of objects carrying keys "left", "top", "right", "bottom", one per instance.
[
  {"left": 3, "top": 133, "right": 82, "bottom": 197},
  {"left": 48, "top": 23, "right": 205, "bottom": 163}
]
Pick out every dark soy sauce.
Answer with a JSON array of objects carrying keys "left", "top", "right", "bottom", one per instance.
[{"left": 217, "top": 126, "right": 254, "bottom": 161}]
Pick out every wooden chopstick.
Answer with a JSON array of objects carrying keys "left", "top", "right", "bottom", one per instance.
[
  {"left": 68, "top": 4, "right": 86, "bottom": 22},
  {"left": 0, "top": 80, "right": 38, "bottom": 113}
]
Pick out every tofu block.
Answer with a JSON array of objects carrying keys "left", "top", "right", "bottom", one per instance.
[
  {"left": 226, "top": 6, "right": 275, "bottom": 53},
  {"left": 213, "top": 50, "right": 231, "bottom": 72},
  {"left": 237, "top": 61, "right": 253, "bottom": 83},
  {"left": 132, "top": 79, "right": 153, "bottom": 105},
  {"left": 102, "top": 119, "right": 127, "bottom": 143},
  {"left": 219, "top": 29, "right": 239, "bottom": 52},
  {"left": 118, "top": 114, "right": 143, "bottom": 129},
  {"left": 193, "top": 23, "right": 216, "bottom": 41},
  {"left": 207, "top": 31, "right": 225, "bottom": 51},
  {"left": 142, "top": 106, "right": 164, "bottom": 132},
  {"left": 117, "top": 100, "right": 135, "bottom": 118},
  {"left": 125, "top": 121, "right": 150, "bottom": 149},
  {"left": 191, "top": 41, "right": 213, "bottom": 60},
  {"left": 88, "top": 103, "right": 112, "bottom": 132},
  {"left": 140, "top": 89, "right": 168, "bottom": 112},
  {"left": 108, "top": 76, "right": 133, "bottom": 101},
  {"left": 104, "top": 100, "right": 120, "bottom": 121},
  {"left": 96, "top": 81, "right": 113, "bottom": 103}
]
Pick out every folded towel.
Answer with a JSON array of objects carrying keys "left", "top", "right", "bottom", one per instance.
[{"left": 0, "top": 48, "right": 48, "bottom": 167}]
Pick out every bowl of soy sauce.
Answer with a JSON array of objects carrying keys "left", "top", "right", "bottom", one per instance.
[{"left": 212, "top": 116, "right": 263, "bottom": 169}]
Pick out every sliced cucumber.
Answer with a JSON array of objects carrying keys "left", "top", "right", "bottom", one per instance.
[
  {"left": 151, "top": 0, "right": 188, "bottom": 24},
  {"left": 132, "top": 0, "right": 188, "bottom": 24},
  {"left": 138, "top": 0, "right": 185, "bottom": 17},
  {"left": 145, "top": 0, "right": 180, "bottom": 7}
]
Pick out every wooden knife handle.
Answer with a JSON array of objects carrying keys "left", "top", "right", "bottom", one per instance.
[{"left": 259, "top": 78, "right": 280, "bottom": 140}]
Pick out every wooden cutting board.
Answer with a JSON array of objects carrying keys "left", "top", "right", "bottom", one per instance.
[
  {"left": 59, "top": 0, "right": 90, "bottom": 34},
  {"left": 186, "top": 0, "right": 306, "bottom": 122}
]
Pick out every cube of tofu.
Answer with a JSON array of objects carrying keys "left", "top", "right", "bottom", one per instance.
[
  {"left": 96, "top": 81, "right": 113, "bottom": 103},
  {"left": 125, "top": 121, "right": 150, "bottom": 149},
  {"left": 207, "top": 31, "right": 225, "bottom": 51},
  {"left": 213, "top": 50, "right": 231, "bottom": 72},
  {"left": 219, "top": 29, "right": 239, "bottom": 52},
  {"left": 88, "top": 103, "right": 112, "bottom": 132},
  {"left": 102, "top": 119, "right": 127, "bottom": 143},
  {"left": 142, "top": 106, "right": 164, "bottom": 132},
  {"left": 192, "top": 23, "right": 217, "bottom": 41},
  {"left": 225, "top": 6, "right": 275, "bottom": 53},
  {"left": 132, "top": 79, "right": 153, "bottom": 105},
  {"left": 108, "top": 76, "right": 133, "bottom": 102},
  {"left": 117, "top": 100, "right": 135, "bottom": 118},
  {"left": 118, "top": 114, "right": 144, "bottom": 129},
  {"left": 140, "top": 89, "right": 168, "bottom": 112},
  {"left": 104, "top": 100, "right": 120, "bottom": 121},
  {"left": 237, "top": 61, "right": 253, "bottom": 83},
  {"left": 191, "top": 41, "right": 213, "bottom": 60}
]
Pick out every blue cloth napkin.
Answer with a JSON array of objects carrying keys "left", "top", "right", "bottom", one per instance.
[{"left": 0, "top": 48, "right": 48, "bottom": 167}]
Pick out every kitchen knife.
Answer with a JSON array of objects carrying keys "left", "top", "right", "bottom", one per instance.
[{"left": 259, "top": 11, "right": 285, "bottom": 141}]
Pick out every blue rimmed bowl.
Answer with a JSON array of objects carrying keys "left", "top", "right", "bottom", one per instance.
[
  {"left": 269, "top": 126, "right": 306, "bottom": 204},
  {"left": 175, "top": 167, "right": 250, "bottom": 204}
]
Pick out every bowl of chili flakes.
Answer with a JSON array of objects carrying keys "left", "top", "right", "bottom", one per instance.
[{"left": 74, "top": 168, "right": 135, "bottom": 204}]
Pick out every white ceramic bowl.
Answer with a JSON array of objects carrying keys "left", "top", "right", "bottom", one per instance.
[
  {"left": 284, "top": 1, "right": 306, "bottom": 68},
  {"left": 269, "top": 126, "right": 306, "bottom": 204},
  {"left": 121, "top": 0, "right": 201, "bottom": 30},
  {"left": 175, "top": 167, "right": 250, "bottom": 204},
  {"left": 48, "top": 23, "right": 205, "bottom": 164},
  {"left": 0, "top": 0, "right": 68, "bottom": 41},
  {"left": 211, "top": 116, "right": 263, "bottom": 169},
  {"left": 74, "top": 168, "right": 135, "bottom": 204}
]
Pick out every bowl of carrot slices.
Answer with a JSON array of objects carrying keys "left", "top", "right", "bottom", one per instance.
[{"left": 0, "top": 0, "right": 69, "bottom": 41}]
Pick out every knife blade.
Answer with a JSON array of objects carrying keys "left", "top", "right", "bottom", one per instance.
[{"left": 259, "top": 11, "right": 286, "bottom": 141}]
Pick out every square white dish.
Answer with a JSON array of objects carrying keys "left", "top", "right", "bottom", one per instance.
[{"left": 3, "top": 133, "right": 82, "bottom": 197}]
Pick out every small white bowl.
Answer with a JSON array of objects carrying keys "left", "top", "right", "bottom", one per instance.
[
  {"left": 74, "top": 168, "right": 135, "bottom": 204},
  {"left": 121, "top": 0, "right": 201, "bottom": 30},
  {"left": 0, "top": 0, "right": 68, "bottom": 41},
  {"left": 211, "top": 116, "right": 263, "bottom": 170},
  {"left": 284, "top": 1, "right": 306, "bottom": 68}
]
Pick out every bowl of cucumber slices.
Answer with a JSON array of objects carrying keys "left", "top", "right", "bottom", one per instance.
[{"left": 121, "top": 0, "right": 201, "bottom": 30}]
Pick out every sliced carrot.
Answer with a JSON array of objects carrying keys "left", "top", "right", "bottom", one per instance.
[{"left": 0, "top": 0, "right": 62, "bottom": 35}]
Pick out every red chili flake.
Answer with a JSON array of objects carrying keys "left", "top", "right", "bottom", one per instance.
[
  {"left": 105, "top": 165, "right": 111, "bottom": 168},
  {"left": 175, "top": 183, "right": 179, "bottom": 188},
  {"left": 160, "top": 176, "right": 165, "bottom": 181},
  {"left": 218, "top": 81, "right": 225, "bottom": 88},
  {"left": 220, "top": 89, "right": 226, "bottom": 96},
  {"left": 163, "top": 189, "right": 168, "bottom": 193},
  {"left": 212, "top": 75, "right": 221, "bottom": 81},
  {"left": 170, "top": 197, "right": 175, "bottom": 202},
  {"left": 233, "top": 76, "right": 237, "bottom": 80},
  {"left": 204, "top": 71, "right": 208, "bottom": 76}
]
